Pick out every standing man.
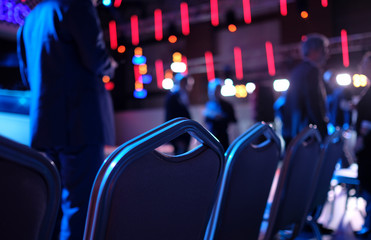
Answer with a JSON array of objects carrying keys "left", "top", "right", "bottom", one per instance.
[
  {"left": 204, "top": 78, "right": 237, "bottom": 151},
  {"left": 354, "top": 52, "right": 371, "bottom": 238},
  {"left": 17, "top": 0, "right": 117, "bottom": 239},
  {"left": 165, "top": 74, "right": 194, "bottom": 154},
  {"left": 282, "top": 33, "right": 329, "bottom": 146}
]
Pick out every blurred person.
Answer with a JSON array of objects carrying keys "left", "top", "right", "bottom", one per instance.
[
  {"left": 354, "top": 52, "right": 371, "bottom": 238},
  {"left": 282, "top": 33, "right": 329, "bottom": 147},
  {"left": 165, "top": 74, "right": 194, "bottom": 154},
  {"left": 324, "top": 69, "right": 353, "bottom": 132},
  {"left": 17, "top": 0, "right": 118, "bottom": 239},
  {"left": 204, "top": 78, "right": 237, "bottom": 151}
]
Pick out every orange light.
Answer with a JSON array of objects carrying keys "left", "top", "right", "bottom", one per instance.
[
  {"left": 165, "top": 69, "right": 173, "bottom": 79},
  {"left": 135, "top": 81, "right": 143, "bottom": 90},
  {"left": 134, "top": 47, "right": 143, "bottom": 56},
  {"left": 173, "top": 52, "right": 182, "bottom": 62},
  {"left": 139, "top": 64, "right": 147, "bottom": 75},
  {"left": 168, "top": 35, "right": 177, "bottom": 43},
  {"left": 300, "top": 11, "right": 308, "bottom": 19},
  {"left": 117, "top": 45, "right": 126, "bottom": 53},
  {"left": 102, "top": 75, "right": 110, "bottom": 83},
  {"left": 228, "top": 24, "right": 237, "bottom": 32}
]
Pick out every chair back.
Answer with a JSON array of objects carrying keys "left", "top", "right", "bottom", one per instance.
[
  {"left": 263, "top": 126, "right": 322, "bottom": 240},
  {"left": 84, "top": 118, "right": 225, "bottom": 240},
  {"left": 0, "top": 135, "right": 61, "bottom": 240},
  {"left": 204, "top": 122, "right": 281, "bottom": 240},
  {"left": 310, "top": 129, "right": 344, "bottom": 214}
]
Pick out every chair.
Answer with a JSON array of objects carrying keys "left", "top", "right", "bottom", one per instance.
[
  {"left": 204, "top": 122, "right": 282, "bottom": 240},
  {"left": 84, "top": 118, "right": 225, "bottom": 240},
  {"left": 263, "top": 125, "right": 322, "bottom": 240},
  {"left": 0, "top": 134, "right": 61, "bottom": 240},
  {"left": 305, "top": 129, "right": 345, "bottom": 239}
]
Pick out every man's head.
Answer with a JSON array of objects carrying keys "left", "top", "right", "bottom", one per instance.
[
  {"left": 208, "top": 78, "right": 223, "bottom": 101},
  {"left": 301, "top": 33, "right": 329, "bottom": 67},
  {"left": 173, "top": 74, "right": 194, "bottom": 93}
]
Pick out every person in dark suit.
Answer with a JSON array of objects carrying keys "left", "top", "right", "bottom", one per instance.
[
  {"left": 354, "top": 52, "right": 371, "bottom": 238},
  {"left": 165, "top": 74, "right": 194, "bottom": 154},
  {"left": 282, "top": 33, "right": 329, "bottom": 147},
  {"left": 204, "top": 78, "right": 237, "bottom": 151},
  {"left": 17, "top": 0, "right": 117, "bottom": 239}
]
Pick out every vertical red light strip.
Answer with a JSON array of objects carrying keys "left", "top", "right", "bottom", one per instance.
[
  {"left": 280, "top": 0, "right": 287, "bottom": 16},
  {"left": 182, "top": 56, "right": 188, "bottom": 75},
  {"left": 242, "top": 0, "right": 251, "bottom": 24},
  {"left": 321, "top": 0, "right": 328, "bottom": 7},
  {"left": 154, "top": 9, "right": 163, "bottom": 41},
  {"left": 265, "top": 41, "right": 276, "bottom": 76},
  {"left": 234, "top": 47, "right": 243, "bottom": 80},
  {"left": 131, "top": 15, "right": 139, "bottom": 46},
  {"left": 210, "top": 0, "right": 219, "bottom": 26},
  {"left": 341, "top": 29, "right": 350, "bottom": 67},
  {"left": 180, "top": 2, "right": 190, "bottom": 35},
  {"left": 109, "top": 20, "right": 117, "bottom": 50},
  {"left": 134, "top": 65, "right": 140, "bottom": 82},
  {"left": 113, "top": 0, "right": 122, "bottom": 8},
  {"left": 205, "top": 51, "right": 215, "bottom": 81},
  {"left": 155, "top": 60, "right": 164, "bottom": 88}
]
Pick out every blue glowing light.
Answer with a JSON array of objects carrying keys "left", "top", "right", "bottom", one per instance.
[
  {"left": 102, "top": 0, "right": 111, "bottom": 6},
  {"left": 0, "top": 0, "right": 31, "bottom": 25},
  {"left": 133, "top": 89, "right": 147, "bottom": 99},
  {"left": 18, "top": 97, "right": 27, "bottom": 105},
  {"left": 140, "top": 75, "right": 152, "bottom": 84},
  {"left": 132, "top": 55, "right": 147, "bottom": 65}
]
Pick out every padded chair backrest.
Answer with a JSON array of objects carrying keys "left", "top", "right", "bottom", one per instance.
[
  {"left": 84, "top": 118, "right": 225, "bottom": 240},
  {"left": 85, "top": 117, "right": 188, "bottom": 221},
  {"left": 264, "top": 126, "right": 322, "bottom": 240},
  {"left": 0, "top": 135, "right": 61, "bottom": 240},
  {"left": 204, "top": 122, "right": 281, "bottom": 240},
  {"left": 309, "top": 129, "right": 344, "bottom": 213}
]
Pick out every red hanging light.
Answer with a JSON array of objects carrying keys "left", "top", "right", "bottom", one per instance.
[
  {"left": 234, "top": 47, "right": 243, "bottom": 80},
  {"left": 154, "top": 9, "right": 163, "bottom": 41},
  {"left": 205, "top": 51, "right": 215, "bottom": 81},
  {"left": 109, "top": 20, "right": 117, "bottom": 50},
  {"left": 242, "top": 0, "right": 251, "bottom": 24},
  {"left": 180, "top": 2, "right": 190, "bottom": 35},
  {"left": 131, "top": 15, "right": 139, "bottom": 46},
  {"left": 265, "top": 41, "right": 276, "bottom": 76},
  {"left": 341, "top": 29, "right": 349, "bottom": 67},
  {"left": 280, "top": 0, "right": 287, "bottom": 16},
  {"left": 210, "top": 0, "right": 219, "bottom": 26}
]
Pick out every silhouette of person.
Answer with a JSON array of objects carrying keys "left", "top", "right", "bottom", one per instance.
[
  {"left": 204, "top": 78, "right": 237, "bottom": 151},
  {"left": 17, "top": 0, "right": 117, "bottom": 239},
  {"left": 354, "top": 52, "right": 371, "bottom": 238},
  {"left": 165, "top": 74, "right": 194, "bottom": 154},
  {"left": 282, "top": 33, "right": 329, "bottom": 147}
]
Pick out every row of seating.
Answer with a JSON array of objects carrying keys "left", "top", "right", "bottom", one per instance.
[{"left": 0, "top": 117, "right": 344, "bottom": 240}]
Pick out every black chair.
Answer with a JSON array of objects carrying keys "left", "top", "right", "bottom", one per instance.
[
  {"left": 263, "top": 125, "right": 322, "bottom": 240},
  {"left": 84, "top": 118, "right": 225, "bottom": 240},
  {"left": 204, "top": 122, "right": 282, "bottom": 240},
  {"left": 0, "top": 134, "right": 61, "bottom": 240},
  {"left": 305, "top": 129, "right": 345, "bottom": 239}
]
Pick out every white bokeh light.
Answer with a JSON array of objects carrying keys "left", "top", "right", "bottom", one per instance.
[
  {"left": 273, "top": 79, "right": 290, "bottom": 92},
  {"left": 162, "top": 78, "right": 174, "bottom": 90},
  {"left": 336, "top": 73, "right": 351, "bottom": 86},
  {"left": 245, "top": 82, "right": 256, "bottom": 94}
]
